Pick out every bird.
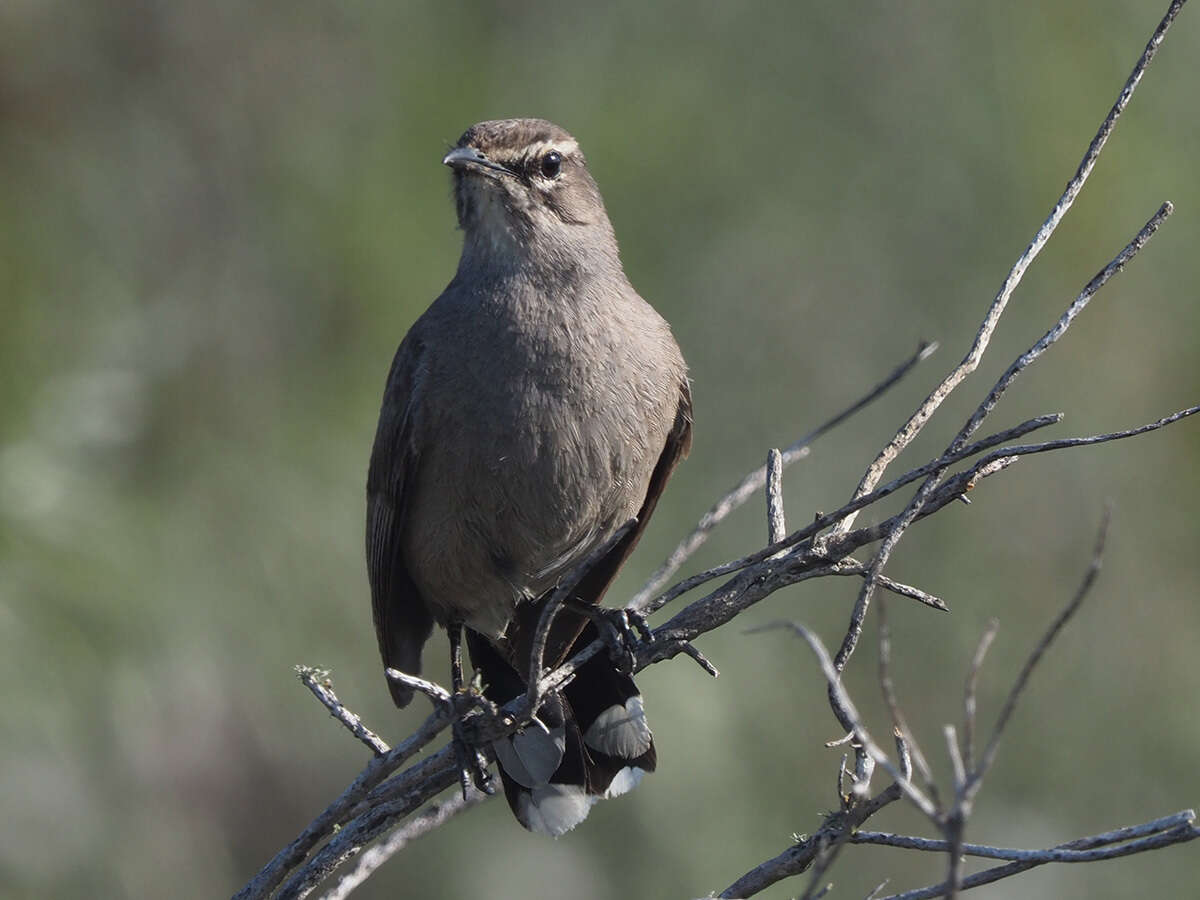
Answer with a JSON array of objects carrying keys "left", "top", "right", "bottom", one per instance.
[{"left": 365, "top": 118, "right": 692, "bottom": 836}]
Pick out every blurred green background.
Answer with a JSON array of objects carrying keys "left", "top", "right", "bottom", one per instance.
[{"left": 2, "top": 1, "right": 1198, "bottom": 898}]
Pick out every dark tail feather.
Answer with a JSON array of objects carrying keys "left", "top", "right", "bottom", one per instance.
[
  {"left": 466, "top": 626, "right": 655, "bottom": 836},
  {"left": 563, "top": 624, "right": 656, "bottom": 794}
]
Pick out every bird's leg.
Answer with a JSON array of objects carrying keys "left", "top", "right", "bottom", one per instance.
[
  {"left": 447, "top": 621, "right": 496, "bottom": 797},
  {"left": 449, "top": 620, "right": 466, "bottom": 693}
]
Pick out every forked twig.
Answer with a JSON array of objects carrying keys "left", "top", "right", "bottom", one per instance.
[
  {"left": 827, "top": 200, "right": 1174, "bottom": 743},
  {"left": 630, "top": 340, "right": 936, "bottom": 611}
]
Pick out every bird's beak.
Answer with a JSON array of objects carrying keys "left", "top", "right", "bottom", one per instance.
[{"left": 442, "top": 146, "right": 512, "bottom": 178}]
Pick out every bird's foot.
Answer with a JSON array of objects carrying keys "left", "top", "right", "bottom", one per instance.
[
  {"left": 567, "top": 602, "right": 654, "bottom": 675},
  {"left": 448, "top": 685, "right": 498, "bottom": 798}
]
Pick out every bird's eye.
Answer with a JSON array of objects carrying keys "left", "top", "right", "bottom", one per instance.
[{"left": 539, "top": 151, "right": 563, "bottom": 179}]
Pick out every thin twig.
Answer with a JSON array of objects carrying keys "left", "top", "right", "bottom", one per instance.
[
  {"left": 876, "top": 595, "right": 936, "bottom": 802},
  {"left": 274, "top": 752, "right": 461, "bottom": 900},
  {"left": 766, "top": 448, "right": 787, "bottom": 544},
  {"left": 875, "top": 818, "right": 1200, "bottom": 900},
  {"left": 831, "top": 561, "right": 947, "bottom": 612},
  {"left": 962, "top": 620, "right": 999, "bottom": 772},
  {"left": 833, "top": 0, "right": 1183, "bottom": 537},
  {"left": 746, "top": 620, "right": 937, "bottom": 820},
  {"left": 718, "top": 784, "right": 903, "bottom": 898},
  {"left": 384, "top": 669, "right": 451, "bottom": 706},
  {"left": 827, "top": 201, "right": 1174, "bottom": 744},
  {"left": 968, "top": 505, "right": 1111, "bottom": 799},
  {"left": 233, "top": 701, "right": 456, "bottom": 900},
  {"left": 630, "top": 341, "right": 936, "bottom": 611},
  {"left": 317, "top": 791, "right": 486, "bottom": 900},
  {"left": 296, "top": 667, "right": 390, "bottom": 757},
  {"left": 639, "top": 413, "right": 1062, "bottom": 617},
  {"left": 852, "top": 811, "right": 1197, "bottom": 860},
  {"left": 972, "top": 404, "right": 1199, "bottom": 469}
]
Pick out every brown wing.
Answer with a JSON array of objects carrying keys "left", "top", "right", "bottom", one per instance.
[
  {"left": 510, "top": 378, "right": 694, "bottom": 669},
  {"left": 366, "top": 332, "right": 434, "bottom": 708}
]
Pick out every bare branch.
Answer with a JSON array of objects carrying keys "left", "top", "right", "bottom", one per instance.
[
  {"left": 296, "top": 667, "right": 390, "bottom": 758},
  {"left": 968, "top": 506, "right": 1111, "bottom": 800},
  {"left": 852, "top": 811, "right": 1198, "bottom": 860},
  {"left": 639, "top": 412, "right": 1061, "bottom": 617},
  {"left": 831, "top": 561, "right": 947, "bottom": 612},
  {"left": 961, "top": 620, "right": 999, "bottom": 773},
  {"left": 718, "top": 784, "right": 903, "bottom": 898},
  {"left": 834, "top": 0, "right": 1184, "bottom": 534},
  {"left": 233, "top": 703, "right": 455, "bottom": 900},
  {"left": 746, "top": 621, "right": 937, "bottom": 820},
  {"left": 873, "top": 815, "right": 1200, "bottom": 900},
  {"left": 383, "top": 669, "right": 450, "bottom": 706},
  {"left": 317, "top": 792, "right": 485, "bottom": 900},
  {"left": 630, "top": 340, "right": 936, "bottom": 611},
  {"left": 973, "top": 404, "right": 1199, "bottom": 468},
  {"left": 273, "top": 752, "right": 462, "bottom": 900},
  {"left": 766, "top": 447, "right": 786, "bottom": 545},
  {"left": 826, "top": 200, "right": 1174, "bottom": 741}
]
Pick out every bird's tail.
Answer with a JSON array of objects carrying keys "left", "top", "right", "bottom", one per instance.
[{"left": 466, "top": 625, "right": 656, "bottom": 836}]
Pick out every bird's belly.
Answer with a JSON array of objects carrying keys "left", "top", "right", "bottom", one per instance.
[{"left": 402, "top": 390, "right": 655, "bottom": 638}]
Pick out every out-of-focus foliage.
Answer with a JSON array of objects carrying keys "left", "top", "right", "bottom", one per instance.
[{"left": 2, "top": 2, "right": 1197, "bottom": 898}]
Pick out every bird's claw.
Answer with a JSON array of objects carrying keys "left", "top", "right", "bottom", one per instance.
[
  {"left": 590, "top": 606, "right": 653, "bottom": 675},
  {"left": 448, "top": 689, "right": 498, "bottom": 797}
]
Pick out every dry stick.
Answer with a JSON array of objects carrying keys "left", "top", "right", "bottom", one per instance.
[
  {"left": 830, "top": 200, "right": 1174, "bottom": 746},
  {"left": 275, "top": 752, "right": 462, "bottom": 900},
  {"left": 831, "top": 0, "right": 1185, "bottom": 542},
  {"left": 649, "top": 455, "right": 1021, "bottom": 663},
  {"left": 875, "top": 818, "right": 1200, "bottom": 900},
  {"left": 384, "top": 670, "right": 450, "bottom": 705},
  {"left": 766, "top": 447, "right": 787, "bottom": 544},
  {"left": 939, "top": 508, "right": 1111, "bottom": 899},
  {"left": 653, "top": 456, "right": 1032, "bottom": 657},
  {"left": 719, "top": 509, "right": 1131, "bottom": 900},
  {"left": 970, "top": 404, "right": 1199, "bottom": 469},
  {"left": 234, "top": 703, "right": 456, "bottom": 900},
  {"left": 822, "top": 0, "right": 1186, "bottom": 754},
  {"left": 799, "top": 837, "right": 844, "bottom": 900},
  {"left": 296, "top": 667, "right": 390, "bottom": 757},
  {"left": 317, "top": 792, "right": 485, "bottom": 900},
  {"left": 961, "top": 619, "right": 999, "bottom": 773},
  {"left": 829, "top": 561, "right": 947, "bottom": 612},
  {"left": 640, "top": 412, "right": 1061, "bottom": 617},
  {"left": 745, "top": 621, "right": 937, "bottom": 819},
  {"left": 876, "top": 592, "right": 937, "bottom": 804},
  {"left": 968, "top": 507, "right": 1110, "bottom": 801},
  {"left": 851, "top": 810, "right": 1198, "bottom": 860},
  {"left": 942, "top": 724, "right": 969, "bottom": 899},
  {"left": 718, "top": 783, "right": 904, "bottom": 899},
  {"left": 629, "top": 340, "right": 936, "bottom": 612},
  {"left": 662, "top": 387, "right": 1196, "bottom": 660}
]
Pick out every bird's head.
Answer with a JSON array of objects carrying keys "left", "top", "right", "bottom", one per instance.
[{"left": 443, "top": 118, "right": 617, "bottom": 267}]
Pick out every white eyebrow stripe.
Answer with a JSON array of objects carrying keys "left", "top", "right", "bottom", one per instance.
[{"left": 524, "top": 138, "right": 580, "bottom": 159}]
